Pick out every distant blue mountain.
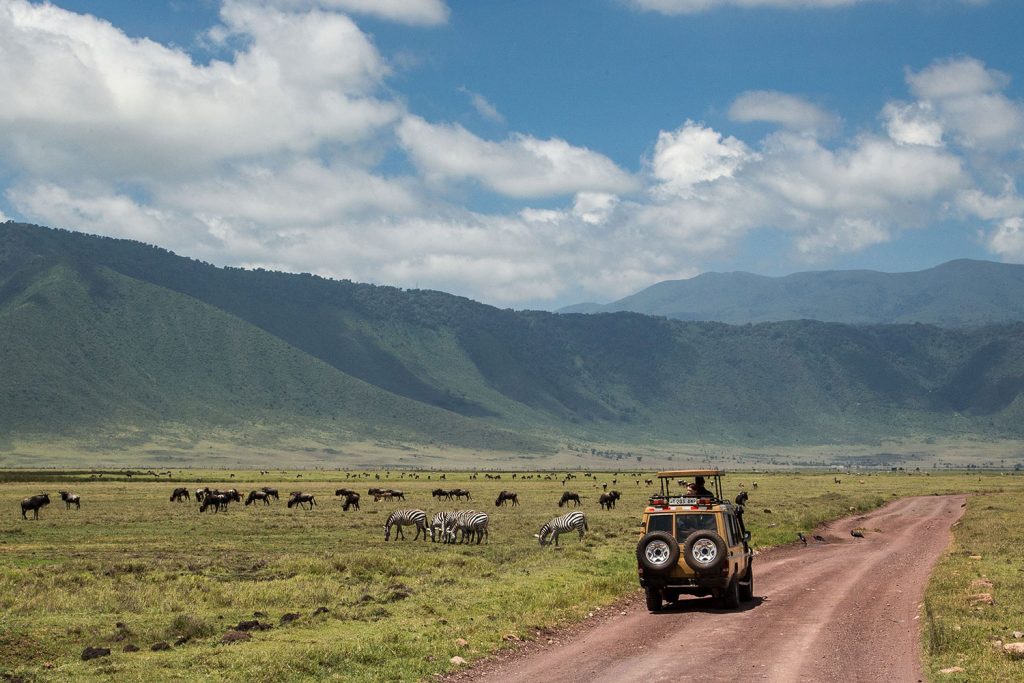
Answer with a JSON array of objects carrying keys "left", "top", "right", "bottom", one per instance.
[{"left": 558, "top": 260, "right": 1024, "bottom": 326}]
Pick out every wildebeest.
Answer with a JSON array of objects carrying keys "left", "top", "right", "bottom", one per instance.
[
  {"left": 334, "top": 488, "right": 356, "bottom": 498},
  {"left": 200, "top": 494, "right": 230, "bottom": 513},
  {"left": 195, "top": 487, "right": 209, "bottom": 503},
  {"left": 170, "top": 487, "right": 190, "bottom": 502},
  {"left": 21, "top": 493, "right": 50, "bottom": 519},
  {"left": 245, "top": 490, "right": 272, "bottom": 506},
  {"left": 287, "top": 493, "right": 316, "bottom": 510},
  {"left": 341, "top": 493, "right": 360, "bottom": 511},
  {"left": 558, "top": 491, "right": 581, "bottom": 508},
  {"left": 59, "top": 490, "right": 81, "bottom": 510},
  {"left": 261, "top": 487, "right": 280, "bottom": 500},
  {"left": 598, "top": 490, "right": 620, "bottom": 510},
  {"left": 495, "top": 490, "right": 519, "bottom": 507},
  {"left": 735, "top": 491, "right": 749, "bottom": 506},
  {"left": 449, "top": 488, "right": 471, "bottom": 502},
  {"left": 432, "top": 488, "right": 452, "bottom": 501}
]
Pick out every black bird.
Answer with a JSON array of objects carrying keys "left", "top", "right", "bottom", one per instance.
[
  {"left": 813, "top": 535, "right": 826, "bottom": 542},
  {"left": 798, "top": 532, "right": 807, "bottom": 546},
  {"left": 851, "top": 529, "right": 865, "bottom": 538}
]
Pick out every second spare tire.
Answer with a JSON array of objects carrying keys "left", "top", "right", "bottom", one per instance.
[{"left": 682, "top": 529, "right": 728, "bottom": 575}]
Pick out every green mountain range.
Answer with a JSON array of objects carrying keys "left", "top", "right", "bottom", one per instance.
[
  {"left": 559, "top": 260, "right": 1024, "bottom": 326},
  {"left": 3, "top": 221, "right": 1024, "bottom": 456}
]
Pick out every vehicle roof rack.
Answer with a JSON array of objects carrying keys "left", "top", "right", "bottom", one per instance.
[{"left": 656, "top": 469, "right": 724, "bottom": 478}]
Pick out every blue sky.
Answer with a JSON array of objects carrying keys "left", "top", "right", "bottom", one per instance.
[{"left": 1, "top": 0, "right": 1023, "bottom": 309}]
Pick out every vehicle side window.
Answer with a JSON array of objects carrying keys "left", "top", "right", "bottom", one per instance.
[
  {"left": 647, "top": 514, "right": 673, "bottom": 534},
  {"left": 675, "top": 514, "right": 716, "bottom": 541},
  {"left": 725, "top": 514, "right": 738, "bottom": 545}
]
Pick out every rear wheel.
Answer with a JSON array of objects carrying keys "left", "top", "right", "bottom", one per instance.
[
  {"left": 739, "top": 562, "right": 754, "bottom": 602},
  {"left": 720, "top": 577, "right": 740, "bottom": 609},
  {"left": 645, "top": 586, "right": 663, "bottom": 612}
]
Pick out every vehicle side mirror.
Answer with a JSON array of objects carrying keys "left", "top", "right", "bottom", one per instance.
[{"left": 743, "top": 531, "right": 751, "bottom": 542}]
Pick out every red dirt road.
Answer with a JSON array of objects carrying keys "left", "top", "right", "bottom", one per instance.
[{"left": 454, "top": 495, "right": 965, "bottom": 683}]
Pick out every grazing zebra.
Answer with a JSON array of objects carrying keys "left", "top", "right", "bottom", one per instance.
[
  {"left": 384, "top": 509, "right": 428, "bottom": 541},
  {"left": 536, "top": 511, "right": 588, "bottom": 546},
  {"left": 444, "top": 510, "right": 489, "bottom": 544},
  {"left": 429, "top": 511, "right": 455, "bottom": 542},
  {"left": 59, "top": 490, "right": 81, "bottom": 509}
]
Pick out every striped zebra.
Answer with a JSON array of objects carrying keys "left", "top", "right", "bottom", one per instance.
[
  {"left": 446, "top": 510, "right": 489, "bottom": 545},
  {"left": 535, "top": 511, "right": 588, "bottom": 546},
  {"left": 430, "top": 511, "right": 455, "bottom": 543},
  {"left": 384, "top": 509, "right": 428, "bottom": 541}
]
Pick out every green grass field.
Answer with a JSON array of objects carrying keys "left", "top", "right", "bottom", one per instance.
[{"left": 1, "top": 469, "right": 1021, "bottom": 682}]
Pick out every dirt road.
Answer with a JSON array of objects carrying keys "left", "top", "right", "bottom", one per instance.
[{"left": 453, "top": 495, "right": 965, "bottom": 683}]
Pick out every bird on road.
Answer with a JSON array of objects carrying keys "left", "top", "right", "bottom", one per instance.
[
  {"left": 851, "top": 529, "right": 865, "bottom": 538},
  {"left": 797, "top": 532, "right": 807, "bottom": 546}
]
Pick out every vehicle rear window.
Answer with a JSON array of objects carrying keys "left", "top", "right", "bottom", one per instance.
[
  {"left": 675, "top": 514, "right": 717, "bottom": 540},
  {"left": 647, "top": 514, "right": 673, "bottom": 534}
]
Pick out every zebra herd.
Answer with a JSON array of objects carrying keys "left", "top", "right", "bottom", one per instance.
[{"left": 382, "top": 509, "right": 491, "bottom": 543}]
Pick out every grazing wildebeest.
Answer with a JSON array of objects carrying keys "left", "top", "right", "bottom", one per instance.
[
  {"left": 495, "top": 490, "right": 519, "bottom": 507},
  {"left": 20, "top": 493, "right": 50, "bottom": 519},
  {"left": 449, "top": 488, "right": 471, "bottom": 502},
  {"left": 598, "top": 490, "right": 621, "bottom": 510},
  {"left": 287, "top": 493, "right": 316, "bottom": 510},
  {"left": 261, "top": 487, "right": 280, "bottom": 500},
  {"left": 558, "top": 491, "right": 581, "bottom": 508},
  {"left": 200, "top": 494, "right": 230, "bottom": 513},
  {"left": 59, "top": 490, "right": 81, "bottom": 510},
  {"left": 245, "top": 490, "right": 271, "bottom": 506},
  {"left": 341, "top": 493, "right": 360, "bottom": 511},
  {"left": 195, "top": 487, "right": 209, "bottom": 503},
  {"left": 432, "top": 488, "right": 451, "bottom": 501},
  {"left": 334, "top": 488, "right": 356, "bottom": 498},
  {"left": 170, "top": 487, "right": 190, "bottom": 502}
]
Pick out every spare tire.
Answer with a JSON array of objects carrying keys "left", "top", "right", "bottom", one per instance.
[
  {"left": 682, "top": 530, "right": 727, "bottom": 575},
  {"left": 636, "top": 531, "right": 680, "bottom": 575}
]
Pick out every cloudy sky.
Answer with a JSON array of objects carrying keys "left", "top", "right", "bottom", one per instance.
[{"left": 1, "top": 0, "right": 1022, "bottom": 308}]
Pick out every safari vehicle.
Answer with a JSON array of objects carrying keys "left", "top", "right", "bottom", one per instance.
[{"left": 635, "top": 469, "right": 753, "bottom": 611}]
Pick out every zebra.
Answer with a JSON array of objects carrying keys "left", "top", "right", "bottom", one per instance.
[
  {"left": 444, "top": 510, "right": 489, "bottom": 544},
  {"left": 384, "top": 509, "right": 428, "bottom": 541},
  {"left": 535, "top": 511, "right": 588, "bottom": 546},
  {"left": 429, "top": 511, "right": 456, "bottom": 542}
]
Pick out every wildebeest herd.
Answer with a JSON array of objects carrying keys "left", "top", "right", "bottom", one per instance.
[{"left": 18, "top": 480, "right": 635, "bottom": 547}]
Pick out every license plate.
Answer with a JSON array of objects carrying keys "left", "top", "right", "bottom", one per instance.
[{"left": 668, "top": 497, "right": 699, "bottom": 505}]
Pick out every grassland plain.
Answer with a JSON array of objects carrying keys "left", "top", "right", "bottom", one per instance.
[
  {"left": 0, "top": 470, "right": 1021, "bottom": 682},
  {"left": 924, "top": 489, "right": 1024, "bottom": 681}
]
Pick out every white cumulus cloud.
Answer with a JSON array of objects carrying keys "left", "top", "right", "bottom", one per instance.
[
  {"left": 650, "top": 122, "right": 753, "bottom": 197},
  {"left": 396, "top": 116, "right": 637, "bottom": 198},
  {"left": 729, "top": 90, "right": 838, "bottom": 135}
]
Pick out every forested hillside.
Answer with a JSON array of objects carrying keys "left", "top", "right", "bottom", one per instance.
[{"left": 3, "top": 221, "right": 1024, "bottom": 454}]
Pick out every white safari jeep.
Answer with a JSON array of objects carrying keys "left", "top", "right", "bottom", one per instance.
[{"left": 635, "top": 469, "right": 753, "bottom": 611}]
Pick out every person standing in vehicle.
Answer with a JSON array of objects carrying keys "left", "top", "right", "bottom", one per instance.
[{"left": 687, "top": 476, "right": 713, "bottom": 497}]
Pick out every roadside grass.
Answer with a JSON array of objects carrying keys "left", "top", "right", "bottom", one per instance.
[
  {"left": 924, "top": 491, "right": 1024, "bottom": 682},
  {"left": 1, "top": 469, "right": 1021, "bottom": 682}
]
